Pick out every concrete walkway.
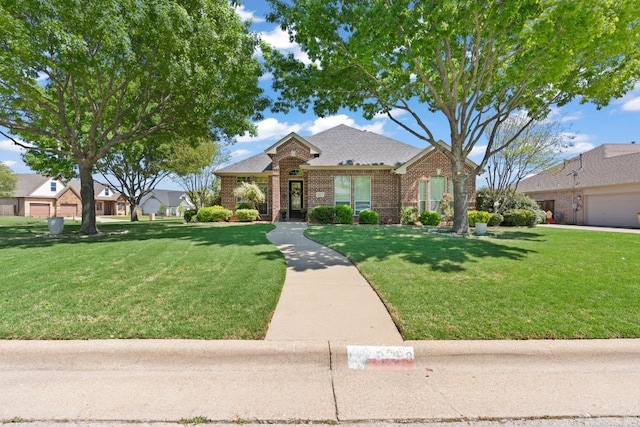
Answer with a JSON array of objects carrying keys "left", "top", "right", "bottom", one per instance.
[{"left": 265, "top": 221, "right": 402, "bottom": 342}]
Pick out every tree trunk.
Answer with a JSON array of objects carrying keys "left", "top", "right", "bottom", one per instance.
[
  {"left": 78, "top": 163, "right": 99, "bottom": 235},
  {"left": 451, "top": 160, "right": 470, "bottom": 234},
  {"left": 130, "top": 203, "right": 139, "bottom": 222}
]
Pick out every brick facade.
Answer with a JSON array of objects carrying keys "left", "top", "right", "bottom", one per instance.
[
  {"left": 524, "top": 190, "right": 585, "bottom": 225},
  {"left": 216, "top": 130, "right": 477, "bottom": 224}
]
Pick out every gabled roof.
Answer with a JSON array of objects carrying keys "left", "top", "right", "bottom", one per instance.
[
  {"left": 264, "top": 132, "right": 321, "bottom": 156},
  {"left": 67, "top": 180, "right": 122, "bottom": 201},
  {"left": 518, "top": 144, "right": 640, "bottom": 192},
  {"left": 216, "top": 124, "right": 429, "bottom": 174},
  {"left": 393, "top": 140, "right": 478, "bottom": 174},
  {"left": 145, "top": 189, "right": 191, "bottom": 207},
  {"left": 12, "top": 174, "right": 53, "bottom": 197}
]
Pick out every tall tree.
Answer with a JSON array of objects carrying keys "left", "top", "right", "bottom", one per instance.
[
  {"left": 168, "top": 141, "right": 229, "bottom": 209},
  {"left": 0, "top": 164, "right": 17, "bottom": 197},
  {"left": 97, "top": 139, "right": 171, "bottom": 222},
  {"left": 485, "top": 114, "right": 569, "bottom": 213},
  {"left": 265, "top": 0, "right": 640, "bottom": 232},
  {"left": 0, "top": 0, "right": 267, "bottom": 234}
]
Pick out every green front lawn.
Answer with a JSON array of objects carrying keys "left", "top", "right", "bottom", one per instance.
[
  {"left": 0, "top": 217, "right": 286, "bottom": 339},
  {"left": 305, "top": 225, "right": 640, "bottom": 340}
]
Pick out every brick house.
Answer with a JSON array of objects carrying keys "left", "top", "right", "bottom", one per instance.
[
  {"left": 518, "top": 144, "right": 640, "bottom": 228},
  {"left": 0, "top": 174, "right": 128, "bottom": 217},
  {"left": 215, "top": 125, "right": 476, "bottom": 223}
]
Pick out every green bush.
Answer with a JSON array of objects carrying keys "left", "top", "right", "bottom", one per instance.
[
  {"left": 358, "top": 209, "right": 379, "bottom": 224},
  {"left": 234, "top": 202, "right": 252, "bottom": 210},
  {"left": 308, "top": 206, "right": 335, "bottom": 224},
  {"left": 235, "top": 209, "right": 259, "bottom": 222},
  {"left": 468, "top": 210, "right": 492, "bottom": 226},
  {"left": 196, "top": 206, "right": 231, "bottom": 222},
  {"left": 183, "top": 209, "right": 198, "bottom": 223},
  {"left": 400, "top": 207, "right": 418, "bottom": 225},
  {"left": 502, "top": 209, "right": 534, "bottom": 227},
  {"left": 419, "top": 210, "right": 442, "bottom": 226},
  {"left": 488, "top": 213, "right": 504, "bottom": 226},
  {"left": 335, "top": 204, "right": 354, "bottom": 224}
]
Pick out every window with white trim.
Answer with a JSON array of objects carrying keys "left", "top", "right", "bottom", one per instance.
[
  {"left": 430, "top": 176, "right": 446, "bottom": 212},
  {"left": 418, "top": 180, "right": 427, "bottom": 213},
  {"left": 354, "top": 176, "right": 371, "bottom": 214},
  {"left": 334, "top": 176, "right": 351, "bottom": 207}
]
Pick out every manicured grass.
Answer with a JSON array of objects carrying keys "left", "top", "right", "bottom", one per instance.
[
  {"left": 305, "top": 225, "right": 640, "bottom": 340},
  {"left": 0, "top": 217, "right": 286, "bottom": 339}
]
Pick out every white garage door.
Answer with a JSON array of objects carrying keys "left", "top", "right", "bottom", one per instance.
[
  {"left": 586, "top": 193, "right": 640, "bottom": 228},
  {"left": 30, "top": 203, "right": 50, "bottom": 218}
]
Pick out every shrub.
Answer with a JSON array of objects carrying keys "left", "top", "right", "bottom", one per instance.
[
  {"left": 502, "top": 209, "right": 534, "bottom": 227},
  {"left": 235, "top": 209, "right": 259, "bottom": 222},
  {"left": 468, "top": 210, "right": 492, "bottom": 226},
  {"left": 358, "top": 209, "right": 379, "bottom": 224},
  {"left": 400, "top": 207, "right": 418, "bottom": 225},
  {"left": 309, "top": 206, "right": 335, "bottom": 224},
  {"left": 419, "top": 210, "right": 442, "bottom": 226},
  {"left": 235, "top": 202, "right": 252, "bottom": 210},
  {"left": 183, "top": 209, "right": 198, "bottom": 223},
  {"left": 196, "top": 206, "right": 231, "bottom": 222},
  {"left": 335, "top": 204, "right": 354, "bottom": 224},
  {"left": 488, "top": 213, "right": 504, "bottom": 226}
]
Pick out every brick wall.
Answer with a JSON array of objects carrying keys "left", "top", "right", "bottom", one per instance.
[
  {"left": 56, "top": 190, "right": 81, "bottom": 216},
  {"left": 525, "top": 190, "right": 584, "bottom": 224},
  {"left": 400, "top": 150, "right": 476, "bottom": 211}
]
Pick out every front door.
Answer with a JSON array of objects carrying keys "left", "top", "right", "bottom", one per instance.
[{"left": 289, "top": 181, "right": 303, "bottom": 218}]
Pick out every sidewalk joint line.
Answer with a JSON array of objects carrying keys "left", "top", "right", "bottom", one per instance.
[{"left": 328, "top": 340, "right": 339, "bottom": 422}]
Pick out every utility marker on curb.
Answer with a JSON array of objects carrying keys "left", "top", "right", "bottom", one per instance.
[{"left": 347, "top": 345, "right": 415, "bottom": 370}]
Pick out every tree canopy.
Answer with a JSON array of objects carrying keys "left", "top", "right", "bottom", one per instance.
[
  {"left": 0, "top": 164, "right": 17, "bottom": 198},
  {"left": 266, "top": 0, "right": 640, "bottom": 232},
  {"left": 0, "top": 0, "right": 268, "bottom": 234}
]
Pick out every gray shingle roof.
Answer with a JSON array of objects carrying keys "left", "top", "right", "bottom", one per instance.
[
  {"left": 518, "top": 144, "right": 640, "bottom": 192},
  {"left": 216, "top": 124, "right": 424, "bottom": 174},
  {"left": 305, "top": 125, "right": 422, "bottom": 167},
  {"left": 147, "top": 189, "right": 190, "bottom": 206},
  {"left": 13, "top": 174, "right": 51, "bottom": 197}
]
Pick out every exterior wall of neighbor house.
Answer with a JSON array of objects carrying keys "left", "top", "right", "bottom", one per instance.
[
  {"left": 23, "top": 198, "right": 55, "bottom": 217},
  {"left": 141, "top": 197, "right": 162, "bottom": 215},
  {"left": 56, "top": 189, "right": 82, "bottom": 217},
  {"left": 400, "top": 150, "right": 476, "bottom": 212},
  {"left": 523, "top": 189, "right": 584, "bottom": 225},
  {"left": 0, "top": 198, "right": 17, "bottom": 215}
]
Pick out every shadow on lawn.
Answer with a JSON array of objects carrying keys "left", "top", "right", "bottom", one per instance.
[
  {"left": 0, "top": 221, "right": 281, "bottom": 260},
  {"left": 305, "top": 226, "right": 544, "bottom": 273}
]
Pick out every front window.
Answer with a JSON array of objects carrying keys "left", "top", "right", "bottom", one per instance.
[
  {"left": 430, "top": 176, "right": 446, "bottom": 212},
  {"left": 289, "top": 169, "right": 303, "bottom": 176},
  {"left": 50, "top": 181, "right": 57, "bottom": 192},
  {"left": 354, "top": 176, "right": 371, "bottom": 215},
  {"left": 418, "top": 180, "right": 427, "bottom": 213},
  {"left": 96, "top": 202, "right": 103, "bottom": 211},
  {"left": 236, "top": 176, "right": 250, "bottom": 183},
  {"left": 334, "top": 176, "right": 351, "bottom": 207},
  {"left": 104, "top": 188, "right": 110, "bottom": 196}
]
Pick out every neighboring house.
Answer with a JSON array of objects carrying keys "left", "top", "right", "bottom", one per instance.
[
  {"left": 215, "top": 124, "right": 477, "bottom": 223},
  {"left": 139, "top": 189, "right": 195, "bottom": 216},
  {"left": 0, "top": 174, "right": 128, "bottom": 217},
  {"left": 518, "top": 144, "right": 640, "bottom": 228}
]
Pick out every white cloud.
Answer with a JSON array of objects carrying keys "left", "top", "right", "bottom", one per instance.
[
  {"left": 259, "top": 28, "right": 312, "bottom": 65},
  {"left": 230, "top": 149, "right": 252, "bottom": 158},
  {"left": 237, "top": 118, "right": 306, "bottom": 143},
  {"left": 614, "top": 82, "right": 640, "bottom": 112},
  {"left": 1, "top": 160, "right": 17, "bottom": 167},
  {"left": 547, "top": 107, "right": 583, "bottom": 123},
  {"left": 469, "top": 144, "right": 487, "bottom": 158},
  {"left": 235, "top": 5, "right": 265, "bottom": 23},
  {"left": 0, "top": 138, "right": 26, "bottom": 153},
  {"left": 373, "top": 108, "right": 408, "bottom": 120},
  {"left": 558, "top": 132, "right": 595, "bottom": 154}
]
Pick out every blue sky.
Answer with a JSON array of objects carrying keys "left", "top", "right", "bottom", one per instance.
[{"left": 2, "top": 2, "right": 639, "bottom": 190}]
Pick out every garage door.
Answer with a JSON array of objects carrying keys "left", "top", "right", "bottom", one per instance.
[
  {"left": 59, "top": 204, "right": 78, "bottom": 217},
  {"left": 586, "top": 193, "right": 640, "bottom": 228},
  {"left": 30, "top": 203, "right": 50, "bottom": 218}
]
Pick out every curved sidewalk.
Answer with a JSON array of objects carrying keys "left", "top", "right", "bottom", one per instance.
[{"left": 265, "top": 221, "right": 402, "bottom": 343}]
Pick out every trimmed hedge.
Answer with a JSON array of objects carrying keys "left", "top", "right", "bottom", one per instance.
[
  {"left": 335, "top": 204, "right": 354, "bottom": 224},
  {"left": 488, "top": 213, "right": 504, "bottom": 226},
  {"left": 502, "top": 209, "right": 535, "bottom": 227},
  {"left": 235, "top": 209, "right": 259, "bottom": 222},
  {"left": 309, "top": 206, "right": 335, "bottom": 224},
  {"left": 419, "top": 210, "right": 442, "bottom": 226},
  {"left": 196, "top": 206, "right": 231, "bottom": 222},
  {"left": 183, "top": 209, "right": 198, "bottom": 223},
  {"left": 358, "top": 209, "right": 379, "bottom": 224},
  {"left": 234, "top": 202, "right": 252, "bottom": 210},
  {"left": 468, "top": 210, "right": 492, "bottom": 227}
]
